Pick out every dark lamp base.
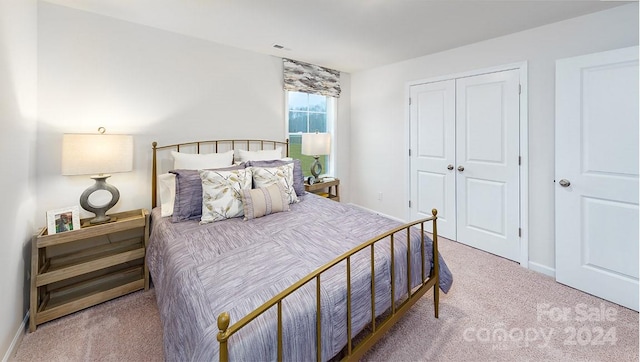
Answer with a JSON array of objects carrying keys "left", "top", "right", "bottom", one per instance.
[
  {"left": 80, "top": 174, "right": 120, "bottom": 225},
  {"left": 82, "top": 216, "right": 118, "bottom": 227},
  {"left": 310, "top": 157, "right": 323, "bottom": 179}
]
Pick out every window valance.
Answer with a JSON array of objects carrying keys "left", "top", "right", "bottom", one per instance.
[{"left": 283, "top": 58, "right": 341, "bottom": 98}]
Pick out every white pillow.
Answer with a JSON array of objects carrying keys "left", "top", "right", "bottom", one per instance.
[
  {"left": 236, "top": 148, "right": 282, "bottom": 163},
  {"left": 250, "top": 164, "right": 299, "bottom": 204},
  {"left": 158, "top": 173, "right": 176, "bottom": 217},
  {"left": 171, "top": 150, "right": 234, "bottom": 170},
  {"left": 199, "top": 168, "right": 252, "bottom": 223}
]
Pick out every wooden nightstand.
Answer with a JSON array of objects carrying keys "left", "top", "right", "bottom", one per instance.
[
  {"left": 305, "top": 178, "right": 340, "bottom": 202},
  {"left": 29, "top": 209, "right": 150, "bottom": 332}
]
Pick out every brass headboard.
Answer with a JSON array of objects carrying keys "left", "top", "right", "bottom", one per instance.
[{"left": 151, "top": 139, "right": 289, "bottom": 208}]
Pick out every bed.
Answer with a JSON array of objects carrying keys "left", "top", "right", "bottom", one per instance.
[{"left": 147, "top": 139, "right": 453, "bottom": 361}]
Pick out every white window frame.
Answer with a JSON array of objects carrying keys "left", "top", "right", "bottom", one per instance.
[{"left": 285, "top": 91, "right": 337, "bottom": 177}]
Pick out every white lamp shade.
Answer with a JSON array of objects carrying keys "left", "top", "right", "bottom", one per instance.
[
  {"left": 301, "top": 132, "right": 331, "bottom": 156},
  {"left": 62, "top": 134, "right": 133, "bottom": 176}
]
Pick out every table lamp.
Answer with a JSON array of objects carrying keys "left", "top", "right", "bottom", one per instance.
[
  {"left": 301, "top": 131, "right": 331, "bottom": 180},
  {"left": 62, "top": 128, "right": 133, "bottom": 224}
]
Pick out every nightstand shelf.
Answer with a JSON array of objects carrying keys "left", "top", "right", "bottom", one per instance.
[
  {"left": 37, "top": 242, "right": 145, "bottom": 286},
  {"left": 36, "top": 266, "right": 144, "bottom": 325},
  {"left": 30, "top": 209, "right": 149, "bottom": 332},
  {"left": 305, "top": 178, "right": 340, "bottom": 202}
]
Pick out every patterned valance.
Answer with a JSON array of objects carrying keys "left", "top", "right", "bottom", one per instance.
[{"left": 283, "top": 58, "right": 341, "bottom": 98}]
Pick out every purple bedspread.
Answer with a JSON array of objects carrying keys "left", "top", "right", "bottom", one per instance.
[{"left": 147, "top": 193, "right": 453, "bottom": 361}]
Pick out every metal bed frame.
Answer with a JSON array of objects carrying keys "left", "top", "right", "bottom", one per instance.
[{"left": 151, "top": 139, "right": 439, "bottom": 361}]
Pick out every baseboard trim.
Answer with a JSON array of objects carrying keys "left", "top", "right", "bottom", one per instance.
[
  {"left": 2, "top": 312, "right": 28, "bottom": 362},
  {"left": 347, "top": 203, "right": 405, "bottom": 223},
  {"left": 528, "top": 261, "right": 556, "bottom": 278},
  {"left": 352, "top": 203, "right": 559, "bottom": 279}
]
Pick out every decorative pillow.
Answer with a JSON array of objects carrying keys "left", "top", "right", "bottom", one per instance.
[
  {"left": 199, "top": 168, "right": 252, "bottom": 223},
  {"left": 171, "top": 150, "right": 234, "bottom": 170},
  {"left": 235, "top": 148, "right": 282, "bottom": 163},
  {"left": 246, "top": 159, "right": 304, "bottom": 196},
  {"left": 158, "top": 173, "right": 176, "bottom": 217},
  {"left": 241, "top": 183, "right": 290, "bottom": 220},
  {"left": 250, "top": 164, "right": 298, "bottom": 204},
  {"left": 170, "top": 164, "right": 244, "bottom": 222}
]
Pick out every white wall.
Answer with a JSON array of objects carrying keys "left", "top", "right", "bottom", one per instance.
[
  {"left": 350, "top": 4, "right": 638, "bottom": 271},
  {"left": 37, "top": 2, "right": 351, "bottom": 224},
  {"left": 0, "top": 0, "right": 38, "bottom": 359}
]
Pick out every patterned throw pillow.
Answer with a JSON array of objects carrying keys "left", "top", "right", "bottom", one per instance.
[
  {"left": 170, "top": 165, "right": 245, "bottom": 223},
  {"left": 245, "top": 159, "right": 305, "bottom": 196},
  {"left": 199, "top": 169, "right": 252, "bottom": 223},
  {"left": 250, "top": 164, "right": 299, "bottom": 204},
  {"left": 241, "top": 183, "right": 290, "bottom": 220}
]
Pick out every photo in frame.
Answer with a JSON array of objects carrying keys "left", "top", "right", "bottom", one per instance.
[{"left": 47, "top": 206, "right": 81, "bottom": 235}]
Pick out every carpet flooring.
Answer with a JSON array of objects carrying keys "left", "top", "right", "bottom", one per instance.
[{"left": 11, "top": 237, "right": 639, "bottom": 361}]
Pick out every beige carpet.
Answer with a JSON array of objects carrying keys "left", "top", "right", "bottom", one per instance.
[{"left": 11, "top": 238, "right": 639, "bottom": 361}]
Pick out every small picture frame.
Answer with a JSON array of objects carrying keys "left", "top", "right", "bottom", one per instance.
[{"left": 47, "top": 206, "right": 81, "bottom": 235}]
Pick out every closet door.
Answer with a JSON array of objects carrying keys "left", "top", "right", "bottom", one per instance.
[
  {"left": 409, "top": 80, "right": 456, "bottom": 239},
  {"left": 455, "top": 70, "right": 521, "bottom": 261},
  {"left": 409, "top": 69, "right": 521, "bottom": 262}
]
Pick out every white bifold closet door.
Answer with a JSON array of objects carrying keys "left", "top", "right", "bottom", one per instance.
[{"left": 410, "top": 69, "right": 521, "bottom": 262}]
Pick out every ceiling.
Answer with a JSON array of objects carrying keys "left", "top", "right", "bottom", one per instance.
[{"left": 42, "top": 0, "right": 631, "bottom": 73}]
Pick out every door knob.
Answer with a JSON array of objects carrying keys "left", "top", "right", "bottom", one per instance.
[
  {"left": 457, "top": 165, "right": 465, "bottom": 172},
  {"left": 559, "top": 179, "right": 571, "bottom": 187},
  {"left": 447, "top": 164, "right": 454, "bottom": 170}
]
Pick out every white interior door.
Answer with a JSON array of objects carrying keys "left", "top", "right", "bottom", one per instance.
[
  {"left": 555, "top": 46, "right": 639, "bottom": 311},
  {"left": 410, "top": 80, "right": 456, "bottom": 239},
  {"left": 455, "top": 70, "right": 521, "bottom": 261},
  {"left": 410, "top": 69, "right": 521, "bottom": 262}
]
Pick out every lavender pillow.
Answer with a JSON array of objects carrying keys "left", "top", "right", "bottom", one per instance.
[
  {"left": 245, "top": 159, "right": 304, "bottom": 196},
  {"left": 170, "top": 164, "right": 245, "bottom": 222}
]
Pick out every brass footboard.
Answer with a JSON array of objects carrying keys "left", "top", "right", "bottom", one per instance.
[{"left": 216, "top": 209, "right": 440, "bottom": 362}]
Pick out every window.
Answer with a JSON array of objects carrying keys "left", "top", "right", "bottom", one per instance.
[{"left": 287, "top": 91, "right": 335, "bottom": 177}]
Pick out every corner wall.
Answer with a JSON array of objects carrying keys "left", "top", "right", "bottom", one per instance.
[
  {"left": 349, "top": 4, "right": 638, "bottom": 271},
  {"left": 0, "top": 0, "right": 38, "bottom": 359}
]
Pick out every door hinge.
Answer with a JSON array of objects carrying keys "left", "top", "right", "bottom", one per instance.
[
  {"left": 519, "top": 84, "right": 522, "bottom": 94},
  {"left": 409, "top": 200, "right": 412, "bottom": 208},
  {"left": 519, "top": 156, "right": 521, "bottom": 165},
  {"left": 409, "top": 149, "right": 412, "bottom": 157},
  {"left": 519, "top": 228, "right": 522, "bottom": 237},
  {"left": 409, "top": 97, "right": 412, "bottom": 105}
]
